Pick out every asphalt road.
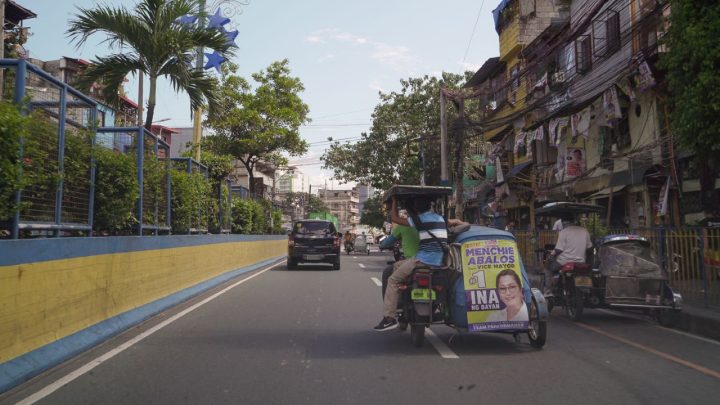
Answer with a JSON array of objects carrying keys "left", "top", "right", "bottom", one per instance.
[{"left": 3, "top": 248, "right": 720, "bottom": 404}]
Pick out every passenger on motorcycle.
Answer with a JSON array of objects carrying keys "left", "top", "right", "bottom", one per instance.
[
  {"left": 343, "top": 230, "right": 354, "bottom": 251},
  {"left": 543, "top": 213, "right": 593, "bottom": 297},
  {"left": 374, "top": 195, "right": 465, "bottom": 331},
  {"left": 378, "top": 205, "right": 420, "bottom": 299}
]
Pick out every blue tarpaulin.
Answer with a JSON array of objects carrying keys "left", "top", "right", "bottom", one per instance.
[{"left": 492, "top": 0, "right": 512, "bottom": 32}]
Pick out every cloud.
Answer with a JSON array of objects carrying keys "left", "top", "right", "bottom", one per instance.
[
  {"left": 368, "top": 80, "right": 385, "bottom": 93},
  {"left": 305, "top": 28, "right": 418, "bottom": 72},
  {"left": 458, "top": 61, "right": 482, "bottom": 73},
  {"left": 371, "top": 42, "right": 416, "bottom": 72},
  {"left": 318, "top": 54, "right": 336, "bottom": 63}
]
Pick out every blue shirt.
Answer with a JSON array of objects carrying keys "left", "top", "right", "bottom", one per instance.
[{"left": 408, "top": 211, "right": 447, "bottom": 266}]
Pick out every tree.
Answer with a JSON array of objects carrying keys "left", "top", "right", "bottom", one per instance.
[
  {"left": 67, "top": 0, "right": 234, "bottom": 129},
  {"left": 360, "top": 194, "right": 386, "bottom": 229},
  {"left": 321, "top": 73, "right": 470, "bottom": 191},
  {"left": 284, "top": 192, "right": 327, "bottom": 218},
  {"left": 204, "top": 61, "right": 310, "bottom": 194},
  {"left": 660, "top": 0, "right": 720, "bottom": 214}
]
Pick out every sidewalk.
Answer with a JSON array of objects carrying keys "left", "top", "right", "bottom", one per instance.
[{"left": 525, "top": 266, "right": 720, "bottom": 342}]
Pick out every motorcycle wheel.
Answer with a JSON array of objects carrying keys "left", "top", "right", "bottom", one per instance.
[
  {"left": 564, "top": 280, "right": 584, "bottom": 322},
  {"left": 410, "top": 325, "right": 425, "bottom": 347},
  {"left": 528, "top": 298, "right": 547, "bottom": 349}
]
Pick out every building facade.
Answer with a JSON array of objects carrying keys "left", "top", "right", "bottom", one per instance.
[{"left": 317, "top": 188, "right": 359, "bottom": 231}]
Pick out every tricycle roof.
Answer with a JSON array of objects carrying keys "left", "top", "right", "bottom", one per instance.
[
  {"left": 455, "top": 225, "right": 516, "bottom": 244},
  {"left": 382, "top": 185, "right": 452, "bottom": 203},
  {"left": 536, "top": 202, "right": 605, "bottom": 216}
]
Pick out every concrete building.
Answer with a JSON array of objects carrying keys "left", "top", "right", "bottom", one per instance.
[
  {"left": 356, "top": 184, "right": 374, "bottom": 219},
  {"left": 317, "top": 188, "right": 359, "bottom": 231}
]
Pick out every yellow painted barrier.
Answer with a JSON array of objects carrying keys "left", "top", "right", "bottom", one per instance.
[{"left": 0, "top": 239, "right": 285, "bottom": 364}]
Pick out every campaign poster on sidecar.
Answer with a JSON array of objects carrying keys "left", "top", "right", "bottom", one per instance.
[{"left": 461, "top": 239, "right": 529, "bottom": 331}]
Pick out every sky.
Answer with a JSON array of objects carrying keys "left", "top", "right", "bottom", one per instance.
[{"left": 21, "top": 0, "right": 500, "bottom": 189}]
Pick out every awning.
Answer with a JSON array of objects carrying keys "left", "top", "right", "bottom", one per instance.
[
  {"left": 587, "top": 185, "right": 626, "bottom": 199},
  {"left": 573, "top": 174, "right": 611, "bottom": 194},
  {"left": 506, "top": 160, "right": 532, "bottom": 179},
  {"left": 609, "top": 164, "right": 652, "bottom": 187}
]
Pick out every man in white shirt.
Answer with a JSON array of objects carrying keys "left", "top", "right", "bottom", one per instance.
[
  {"left": 544, "top": 215, "right": 593, "bottom": 296},
  {"left": 552, "top": 218, "right": 564, "bottom": 231}
]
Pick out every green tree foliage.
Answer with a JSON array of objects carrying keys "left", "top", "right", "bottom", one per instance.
[
  {"left": 283, "top": 191, "right": 328, "bottom": 217},
  {"left": 170, "top": 169, "right": 214, "bottom": 234},
  {"left": 0, "top": 102, "right": 28, "bottom": 221},
  {"left": 321, "top": 73, "right": 469, "bottom": 190},
  {"left": 204, "top": 61, "right": 310, "bottom": 194},
  {"left": 660, "top": 0, "right": 720, "bottom": 211},
  {"left": 360, "top": 194, "right": 386, "bottom": 229},
  {"left": 231, "top": 198, "right": 255, "bottom": 234},
  {"left": 67, "top": 0, "right": 235, "bottom": 129},
  {"left": 93, "top": 148, "right": 139, "bottom": 234}
]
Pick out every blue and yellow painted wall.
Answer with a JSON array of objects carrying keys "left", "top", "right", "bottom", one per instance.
[{"left": 0, "top": 235, "right": 285, "bottom": 391}]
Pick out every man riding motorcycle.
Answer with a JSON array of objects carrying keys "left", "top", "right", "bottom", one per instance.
[
  {"left": 343, "top": 230, "right": 355, "bottom": 253},
  {"left": 374, "top": 195, "right": 466, "bottom": 331},
  {"left": 543, "top": 213, "right": 593, "bottom": 297}
]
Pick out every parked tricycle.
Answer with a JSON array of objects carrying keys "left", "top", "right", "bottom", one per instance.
[
  {"left": 383, "top": 185, "right": 548, "bottom": 348},
  {"left": 537, "top": 202, "right": 682, "bottom": 324}
]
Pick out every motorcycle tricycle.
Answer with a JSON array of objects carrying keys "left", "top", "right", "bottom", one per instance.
[
  {"left": 383, "top": 185, "right": 548, "bottom": 348},
  {"left": 537, "top": 202, "right": 682, "bottom": 324}
]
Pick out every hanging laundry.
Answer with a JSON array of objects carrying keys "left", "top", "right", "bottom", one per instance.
[
  {"left": 514, "top": 132, "right": 527, "bottom": 155},
  {"left": 634, "top": 55, "right": 656, "bottom": 91},
  {"left": 526, "top": 133, "right": 534, "bottom": 159},
  {"left": 555, "top": 140, "right": 567, "bottom": 182},
  {"left": 616, "top": 76, "right": 636, "bottom": 102},
  {"left": 534, "top": 125, "right": 545, "bottom": 141},
  {"left": 571, "top": 107, "right": 591, "bottom": 141}
]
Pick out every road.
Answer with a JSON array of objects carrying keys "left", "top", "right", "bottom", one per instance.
[{"left": 2, "top": 249, "right": 720, "bottom": 404}]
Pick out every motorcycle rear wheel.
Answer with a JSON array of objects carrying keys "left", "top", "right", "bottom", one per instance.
[
  {"left": 564, "top": 281, "right": 584, "bottom": 322},
  {"left": 410, "top": 325, "right": 425, "bottom": 347}
]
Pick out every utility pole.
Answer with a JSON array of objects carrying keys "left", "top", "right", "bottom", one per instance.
[
  {"left": 440, "top": 87, "right": 449, "bottom": 185},
  {"left": 454, "top": 97, "right": 466, "bottom": 220},
  {"left": 0, "top": 0, "right": 6, "bottom": 100}
]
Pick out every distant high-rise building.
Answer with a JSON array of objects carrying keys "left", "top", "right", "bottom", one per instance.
[{"left": 357, "top": 184, "right": 374, "bottom": 219}]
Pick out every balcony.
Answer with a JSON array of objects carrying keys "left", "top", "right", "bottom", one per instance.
[{"left": 499, "top": 18, "right": 521, "bottom": 61}]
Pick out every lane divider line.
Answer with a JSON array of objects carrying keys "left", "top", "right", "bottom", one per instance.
[
  {"left": 426, "top": 329, "right": 459, "bottom": 359},
  {"left": 358, "top": 263, "right": 366, "bottom": 268},
  {"left": 574, "top": 322, "right": 720, "bottom": 380},
  {"left": 16, "top": 261, "right": 281, "bottom": 405},
  {"left": 596, "top": 309, "right": 720, "bottom": 347},
  {"left": 369, "top": 277, "right": 459, "bottom": 359}
]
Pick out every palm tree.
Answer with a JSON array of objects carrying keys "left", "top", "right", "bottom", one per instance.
[{"left": 67, "top": 0, "right": 234, "bottom": 129}]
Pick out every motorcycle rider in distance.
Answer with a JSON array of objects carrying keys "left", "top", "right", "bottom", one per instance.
[
  {"left": 374, "top": 195, "right": 467, "bottom": 331},
  {"left": 343, "top": 230, "right": 354, "bottom": 252},
  {"left": 543, "top": 213, "right": 593, "bottom": 297}
]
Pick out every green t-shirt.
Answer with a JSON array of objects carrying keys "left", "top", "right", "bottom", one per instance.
[{"left": 392, "top": 224, "right": 420, "bottom": 258}]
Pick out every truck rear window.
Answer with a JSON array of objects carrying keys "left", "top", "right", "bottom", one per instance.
[{"left": 294, "top": 222, "right": 334, "bottom": 235}]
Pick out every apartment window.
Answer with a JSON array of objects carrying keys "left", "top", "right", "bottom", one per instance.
[
  {"left": 508, "top": 64, "right": 520, "bottom": 105},
  {"left": 606, "top": 11, "right": 621, "bottom": 55},
  {"left": 575, "top": 35, "right": 592, "bottom": 74}
]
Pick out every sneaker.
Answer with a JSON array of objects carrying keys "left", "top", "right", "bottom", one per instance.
[{"left": 373, "top": 317, "right": 398, "bottom": 331}]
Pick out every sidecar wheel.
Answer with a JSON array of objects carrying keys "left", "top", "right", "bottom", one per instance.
[{"left": 528, "top": 298, "right": 547, "bottom": 349}]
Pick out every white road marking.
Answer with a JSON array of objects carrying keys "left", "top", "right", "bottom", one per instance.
[
  {"left": 353, "top": 256, "right": 358, "bottom": 259},
  {"left": 358, "top": 263, "right": 365, "bottom": 268},
  {"left": 426, "top": 329, "right": 459, "bottom": 359},
  {"left": 369, "top": 278, "right": 459, "bottom": 359},
  {"left": 596, "top": 309, "right": 720, "bottom": 346},
  {"left": 16, "top": 261, "right": 282, "bottom": 405}
]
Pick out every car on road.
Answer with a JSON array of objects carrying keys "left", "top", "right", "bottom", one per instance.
[{"left": 287, "top": 220, "right": 341, "bottom": 270}]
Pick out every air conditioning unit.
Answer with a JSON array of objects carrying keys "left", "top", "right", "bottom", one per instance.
[{"left": 552, "top": 71, "right": 566, "bottom": 83}]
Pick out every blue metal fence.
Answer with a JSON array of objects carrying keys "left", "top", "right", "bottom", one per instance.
[{"left": 1, "top": 58, "right": 97, "bottom": 238}]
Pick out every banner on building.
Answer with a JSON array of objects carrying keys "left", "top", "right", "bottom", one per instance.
[
  {"left": 565, "top": 147, "right": 585, "bottom": 178},
  {"left": 657, "top": 176, "right": 671, "bottom": 217}
]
